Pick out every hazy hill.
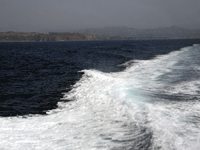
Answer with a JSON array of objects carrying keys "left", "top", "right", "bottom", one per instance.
[
  {"left": 1, "top": 27, "right": 200, "bottom": 42},
  {"left": 0, "top": 32, "right": 106, "bottom": 42},
  {"left": 76, "top": 26, "right": 200, "bottom": 39}
]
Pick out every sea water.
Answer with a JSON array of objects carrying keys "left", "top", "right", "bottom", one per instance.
[{"left": 0, "top": 39, "right": 200, "bottom": 149}]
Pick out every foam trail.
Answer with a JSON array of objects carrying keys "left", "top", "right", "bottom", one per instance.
[{"left": 0, "top": 44, "right": 200, "bottom": 150}]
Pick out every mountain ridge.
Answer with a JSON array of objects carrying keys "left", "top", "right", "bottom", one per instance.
[
  {"left": 1, "top": 26, "right": 200, "bottom": 42},
  {"left": 0, "top": 32, "right": 106, "bottom": 42},
  {"left": 75, "top": 26, "right": 200, "bottom": 38}
]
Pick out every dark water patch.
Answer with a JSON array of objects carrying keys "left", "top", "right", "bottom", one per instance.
[{"left": 1, "top": 39, "right": 200, "bottom": 117}]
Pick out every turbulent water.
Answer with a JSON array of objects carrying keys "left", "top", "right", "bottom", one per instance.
[{"left": 0, "top": 39, "right": 200, "bottom": 150}]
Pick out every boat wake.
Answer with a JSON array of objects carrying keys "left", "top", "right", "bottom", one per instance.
[{"left": 0, "top": 44, "right": 200, "bottom": 150}]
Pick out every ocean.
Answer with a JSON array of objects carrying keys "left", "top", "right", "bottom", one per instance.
[{"left": 0, "top": 39, "right": 200, "bottom": 150}]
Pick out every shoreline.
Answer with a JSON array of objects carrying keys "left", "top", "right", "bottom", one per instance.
[{"left": 0, "top": 37, "right": 200, "bottom": 42}]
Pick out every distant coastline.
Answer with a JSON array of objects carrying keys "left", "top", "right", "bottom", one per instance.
[
  {"left": 0, "top": 32, "right": 107, "bottom": 42},
  {"left": 1, "top": 26, "right": 200, "bottom": 42}
]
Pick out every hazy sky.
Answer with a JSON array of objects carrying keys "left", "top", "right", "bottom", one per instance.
[{"left": 0, "top": 0, "right": 200, "bottom": 32}]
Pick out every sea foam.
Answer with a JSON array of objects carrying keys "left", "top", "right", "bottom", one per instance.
[{"left": 0, "top": 44, "right": 200, "bottom": 150}]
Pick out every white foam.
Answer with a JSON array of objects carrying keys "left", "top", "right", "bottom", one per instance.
[
  {"left": 148, "top": 101, "right": 200, "bottom": 150},
  {"left": 0, "top": 44, "right": 200, "bottom": 149}
]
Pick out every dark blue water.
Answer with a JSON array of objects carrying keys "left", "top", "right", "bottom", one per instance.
[
  {"left": 1, "top": 39, "right": 200, "bottom": 150},
  {"left": 0, "top": 39, "right": 200, "bottom": 117}
]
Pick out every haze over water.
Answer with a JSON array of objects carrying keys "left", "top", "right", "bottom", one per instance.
[{"left": 0, "top": 0, "right": 200, "bottom": 32}]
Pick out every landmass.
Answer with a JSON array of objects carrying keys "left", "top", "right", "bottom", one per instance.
[
  {"left": 1, "top": 26, "right": 200, "bottom": 42},
  {"left": 0, "top": 32, "right": 107, "bottom": 42},
  {"left": 76, "top": 26, "right": 200, "bottom": 40}
]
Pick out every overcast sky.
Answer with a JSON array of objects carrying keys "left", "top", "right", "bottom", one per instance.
[{"left": 0, "top": 0, "right": 200, "bottom": 32}]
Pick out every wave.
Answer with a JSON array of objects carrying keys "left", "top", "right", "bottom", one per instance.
[{"left": 0, "top": 44, "right": 200, "bottom": 150}]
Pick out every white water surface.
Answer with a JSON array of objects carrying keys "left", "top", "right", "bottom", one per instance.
[{"left": 0, "top": 44, "right": 200, "bottom": 150}]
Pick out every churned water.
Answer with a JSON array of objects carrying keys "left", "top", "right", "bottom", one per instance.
[{"left": 0, "top": 39, "right": 200, "bottom": 149}]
